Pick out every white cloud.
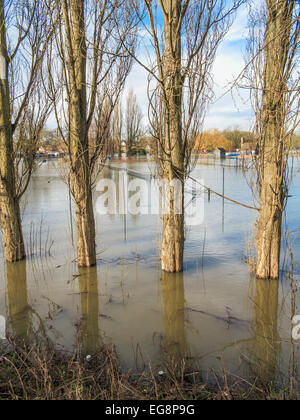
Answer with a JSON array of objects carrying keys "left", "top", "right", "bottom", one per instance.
[
  {"left": 124, "top": 44, "right": 253, "bottom": 132},
  {"left": 203, "top": 20, "right": 253, "bottom": 131},
  {"left": 224, "top": 6, "right": 249, "bottom": 42},
  {"left": 213, "top": 45, "right": 245, "bottom": 86}
]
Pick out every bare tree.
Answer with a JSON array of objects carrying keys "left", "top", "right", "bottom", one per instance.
[
  {"left": 126, "top": 0, "right": 244, "bottom": 272},
  {"left": 111, "top": 100, "right": 123, "bottom": 157},
  {"left": 243, "top": 0, "right": 300, "bottom": 279},
  {"left": 46, "top": 0, "right": 135, "bottom": 267},
  {"left": 14, "top": 89, "right": 52, "bottom": 200},
  {"left": 125, "top": 88, "right": 143, "bottom": 153},
  {"left": 0, "top": 0, "right": 52, "bottom": 262}
]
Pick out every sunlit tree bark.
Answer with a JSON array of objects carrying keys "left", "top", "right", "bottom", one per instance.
[
  {"left": 0, "top": 1, "right": 24, "bottom": 262},
  {"left": 128, "top": 0, "right": 243, "bottom": 272},
  {"left": 159, "top": 0, "right": 185, "bottom": 272},
  {"left": 48, "top": 0, "right": 134, "bottom": 267},
  {"left": 62, "top": 0, "right": 96, "bottom": 267},
  {"left": 255, "top": 0, "right": 299, "bottom": 279}
]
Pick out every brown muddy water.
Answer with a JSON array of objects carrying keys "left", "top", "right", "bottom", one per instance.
[{"left": 0, "top": 159, "right": 300, "bottom": 385}]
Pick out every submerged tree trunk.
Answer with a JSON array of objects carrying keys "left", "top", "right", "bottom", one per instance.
[
  {"left": 160, "top": 0, "right": 184, "bottom": 273},
  {"left": 0, "top": 3, "right": 25, "bottom": 262},
  {"left": 7, "top": 261, "right": 30, "bottom": 340},
  {"left": 63, "top": 0, "right": 96, "bottom": 267},
  {"left": 79, "top": 267, "right": 100, "bottom": 354},
  {"left": 253, "top": 278, "right": 279, "bottom": 384},
  {"left": 256, "top": 0, "right": 293, "bottom": 279}
]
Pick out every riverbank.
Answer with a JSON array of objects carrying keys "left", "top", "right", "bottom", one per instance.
[{"left": 0, "top": 338, "right": 298, "bottom": 400}]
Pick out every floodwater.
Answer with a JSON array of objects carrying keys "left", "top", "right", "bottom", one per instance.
[{"left": 0, "top": 158, "right": 300, "bottom": 386}]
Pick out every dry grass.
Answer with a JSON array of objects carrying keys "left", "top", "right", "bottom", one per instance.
[{"left": 0, "top": 337, "right": 298, "bottom": 400}]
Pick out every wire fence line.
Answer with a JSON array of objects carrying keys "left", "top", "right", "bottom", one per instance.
[
  {"left": 102, "top": 163, "right": 153, "bottom": 181},
  {"left": 101, "top": 162, "right": 259, "bottom": 212},
  {"left": 194, "top": 156, "right": 252, "bottom": 169}
]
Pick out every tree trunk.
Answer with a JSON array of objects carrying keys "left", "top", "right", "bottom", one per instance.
[
  {"left": 256, "top": 199, "right": 282, "bottom": 279},
  {"left": 161, "top": 211, "right": 184, "bottom": 273},
  {"left": 73, "top": 178, "right": 96, "bottom": 267},
  {"left": 0, "top": 2, "right": 25, "bottom": 262},
  {"left": 64, "top": 0, "right": 96, "bottom": 267},
  {"left": 256, "top": 0, "right": 293, "bottom": 279},
  {"left": 160, "top": 0, "right": 184, "bottom": 273},
  {"left": 0, "top": 187, "right": 25, "bottom": 262}
]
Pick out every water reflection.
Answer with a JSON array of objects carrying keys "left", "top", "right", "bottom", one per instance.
[
  {"left": 160, "top": 272, "right": 187, "bottom": 365},
  {"left": 6, "top": 261, "right": 31, "bottom": 340},
  {"left": 252, "top": 278, "right": 280, "bottom": 384},
  {"left": 78, "top": 267, "right": 101, "bottom": 354},
  {"left": 0, "top": 161, "right": 298, "bottom": 380}
]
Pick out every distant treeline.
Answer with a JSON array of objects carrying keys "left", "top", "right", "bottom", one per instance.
[
  {"left": 36, "top": 127, "right": 300, "bottom": 155},
  {"left": 194, "top": 128, "right": 254, "bottom": 152},
  {"left": 194, "top": 128, "right": 300, "bottom": 152}
]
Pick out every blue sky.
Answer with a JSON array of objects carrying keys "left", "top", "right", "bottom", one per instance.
[{"left": 204, "top": 5, "right": 253, "bottom": 130}]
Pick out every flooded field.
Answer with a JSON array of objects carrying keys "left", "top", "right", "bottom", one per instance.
[{"left": 1, "top": 159, "right": 300, "bottom": 385}]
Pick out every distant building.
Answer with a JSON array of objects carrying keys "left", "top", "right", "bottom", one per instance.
[
  {"left": 213, "top": 147, "right": 226, "bottom": 159},
  {"left": 241, "top": 142, "right": 251, "bottom": 154},
  {"left": 35, "top": 147, "right": 65, "bottom": 159},
  {"left": 241, "top": 137, "right": 258, "bottom": 155}
]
